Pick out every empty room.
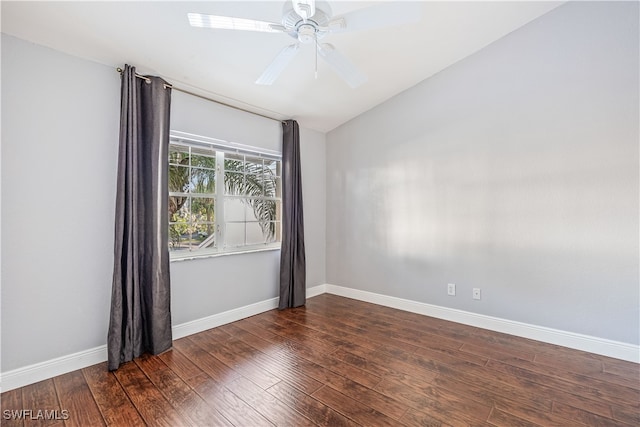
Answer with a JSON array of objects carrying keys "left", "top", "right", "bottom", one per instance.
[{"left": 1, "top": 0, "right": 638, "bottom": 426}]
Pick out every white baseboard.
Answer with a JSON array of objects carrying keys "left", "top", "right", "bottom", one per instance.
[
  {"left": 172, "top": 296, "right": 279, "bottom": 340},
  {"left": 0, "top": 345, "right": 108, "bottom": 393},
  {"left": 323, "top": 284, "right": 640, "bottom": 363},
  {"left": 306, "top": 283, "right": 327, "bottom": 298}
]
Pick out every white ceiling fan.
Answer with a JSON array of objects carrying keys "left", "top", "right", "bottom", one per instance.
[{"left": 188, "top": 0, "right": 421, "bottom": 88}]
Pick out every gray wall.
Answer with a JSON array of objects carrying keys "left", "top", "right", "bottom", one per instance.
[
  {"left": 326, "top": 1, "right": 639, "bottom": 345},
  {"left": 1, "top": 34, "right": 326, "bottom": 372},
  {"left": 2, "top": 35, "right": 120, "bottom": 372}
]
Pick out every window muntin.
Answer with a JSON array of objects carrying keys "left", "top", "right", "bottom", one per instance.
[{"left": 168, "top": 134, "right": 281, "bottom": 258}]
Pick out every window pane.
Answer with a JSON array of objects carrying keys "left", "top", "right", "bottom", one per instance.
[
  {"left": 265, "top": 221, "right": 281, "bottom": 243},
  {"left": 169, "top": 145, "right": 190, "bottom": 165},
  {"left": 225, "top": 223, "right": 245, "bottom": 247},
  {"left": 264, "top": 159, "right": 280, "bottom": 177},
  {"left": 247, "top": 199, "right": 279, "bottom": 242},
  {"left": 248, "top": 199, "right": 278, "bottom": 222},
  {"left": 246, "top": 222, "right": 265, "bottom": 245},
  {"left": 191, "top": 197, "right": 215, "bottom": 222},
  {"left": 275, "top": 200, "right": 282, "bottom": 222},
  {"left": 190, "top": 147, "right": 216, "bottom": 169},
  {"left": 169, "top": 196, "right": 190, "bottom": 223},
  {"left": 243, "top": 174, "right": 264, "bottom": 197},
  {"left": 224, "top": 172, "right": 244, "bottom": 195},
  {"left": 192, "top": 222, "right": 215, "bottom": 249},
  {"left": 224, "top": 153, "right": 244, "bottom": 173},
  {"left": 264, "top": 176, "right": 280, "bottom": 198},
  {"left": 190, "top": 167, "right": 216, "bottom": 193},
  {"left": 245, "top": 156, "right": 263, "bottom": 175},
  {"left": 169, "top": 225, "right": 191, "bottom": 251},
  {"left": 169, "top": 165, "right": 191, "bottom": 193},
  {"left": 225, "top": 198, "right": 245, "bottom": 222}
]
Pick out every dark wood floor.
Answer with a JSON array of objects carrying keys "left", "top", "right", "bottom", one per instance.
[{"left": 2, "top": 294, "right": 639, "bottom": 426}]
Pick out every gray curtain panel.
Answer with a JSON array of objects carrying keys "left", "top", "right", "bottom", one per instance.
[
  {"left": 107, "top": 64, "right": 173, "bottom": 371},
  {"left": 279, "top": 120, "right": 306, "bottom": 309}
]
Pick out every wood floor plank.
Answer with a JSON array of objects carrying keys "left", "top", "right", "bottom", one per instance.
[
  {"left": 375, "top": 376, "right": 492, "bottom": 424},
  {"left": 611, "top": 403, "right": 640, "bottom": 425},
  {"left": 5, "top": 294, "right": 638, "bottom": 426},
  {"left": 225, "top": 375, "right": 316, "bottom": 426},
  {"left": 186, "top": 372, "right": 274, "bottom": 426},
  {"left": 603, "top": 358, "right": 640, "bottom": 379},
  {"left": 487, "top": 407, "right": 541, "bottom": 427},
  {"left": 262, "top": 347, "right": 356, "bottom": 390},
  {"left": 401, "top": 407, "right": 452, "bottom": 427},
  {"left": 221, "top": 337, "right": 325, "bottom": 394},
  {"left": 1, "top": 388, "right": 25, "bottom": 427},
  {"left": 112, "top": 361, "right": 190, "bottom": 426},
  {"left": 82, "top": 363, "right": 145, "bottom": 427},
  {"left": 367, "top": 347, "right": 556, "bottom": 418},
  {"left": 491, "top": 355, "right": 640, "bottom": 405},
  {"left": 279, "top": 308, "right": 383, "bottom": 351},
  {"left": 491, "top": 399, "right": 576, "bottom": 426},
  {"left": 332, "top": 347, "right": 439, "bottom": 385},
  {"left": 200, "top": 326, "right": 326, "bottom": 395},
  {"left": 318, "top": 374, "right": 408, "bottom": 420},
  {"left": 311, "top": 384, "right": 399, "bottom": 426},
  {"left": 534, "top": 350, "right": 605, "bottom": 375},
  {"left": 266, "top": 381, "right": 359, "bottom": 427},
  {"left": 245, "top": 314, "right": 345, "bottom": 355},
  {"left": 393, "top": 344, "right": 611, "bottom": 419},
  {"left": 552, "top": 401, "right": 634, "bottom": 427},
  {"left": 134, "top": 354, "right": 232, "bottom": 426},
  {"left": 20, "top": 379, "right": 63, "bottom": 427},
  {"left": 235, "top": 318, "right": 384, "bottom": 389},
  {"left": 189, "top": 332, "right": 281, "bottom": 390},
  {"left": 314, "top": 355, "right": 384, "bottom": 389},
  {"left": 459, "top": 342, "right": 536, "bottom": 362},
  {"left": 158, "top": 348, "right": 204, "bottom": 380},
  {"left": 486, "top": 359, "right": 638, "bottom": 409},
  {"left": 52, "top": 370, "right": 105, "bottom": 427},
  {"left": 172, "top": 337, "right": 240, "bottom": 385}
]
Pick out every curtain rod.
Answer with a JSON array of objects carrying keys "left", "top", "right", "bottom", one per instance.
[{"left": 116, "top": 67, "right": 285, "bottom": 124}]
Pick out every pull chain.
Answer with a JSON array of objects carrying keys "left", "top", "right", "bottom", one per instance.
[{"left": 314, "top": 32, "right": 318, "bottom": 79}]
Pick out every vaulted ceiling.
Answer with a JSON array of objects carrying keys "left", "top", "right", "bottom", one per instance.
[{"left": 1, "top": 1, "right": 562, "bottom": 132}]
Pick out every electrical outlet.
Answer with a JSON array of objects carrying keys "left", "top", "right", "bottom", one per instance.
[
  {"left": 473, "top": 288, "right": 481, "bottom": 300},
  {"left": 447, "top": 283, "right": 456, "bottom": 296}
]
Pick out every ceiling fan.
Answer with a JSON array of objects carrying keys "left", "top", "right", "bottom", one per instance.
[{"left": 188, "top": 0, "right": 421, "bottom": 88}]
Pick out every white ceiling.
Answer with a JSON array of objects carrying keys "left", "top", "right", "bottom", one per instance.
[{"left": 1, "top": 1, "right": 562, "bottom": 132}]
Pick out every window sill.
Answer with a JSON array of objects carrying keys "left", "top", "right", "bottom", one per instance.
[{"left": 170, "top": 246, "right": 280, "bottom": 263}]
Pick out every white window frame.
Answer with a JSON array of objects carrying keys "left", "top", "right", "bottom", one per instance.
[{"left": 169, "top": 131, "right": 282, "bottom": 260}]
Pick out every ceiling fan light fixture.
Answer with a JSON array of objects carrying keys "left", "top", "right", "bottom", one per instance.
[{"left": 297, "top": 24, "right": 316, "bottom": 44}]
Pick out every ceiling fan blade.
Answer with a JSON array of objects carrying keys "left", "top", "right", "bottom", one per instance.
[
  {"left": 188, "top": 13, "right": 283, "bottom": 33},
  {"left": 317, "top": 43, "right": 367, "bottom": 88},
  {"left": 256, "top": 44, "right": 300, "bottom": 85},
  {"left": 327, "top": 2, "right": 421, "bottom": 34},
  {"left": 292, "top": 0, "right": 316, "bottom": 21}
]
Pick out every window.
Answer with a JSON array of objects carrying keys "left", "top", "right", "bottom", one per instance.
[{"left": 168, "top": 132, "right": 281, "bottom": 258}]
